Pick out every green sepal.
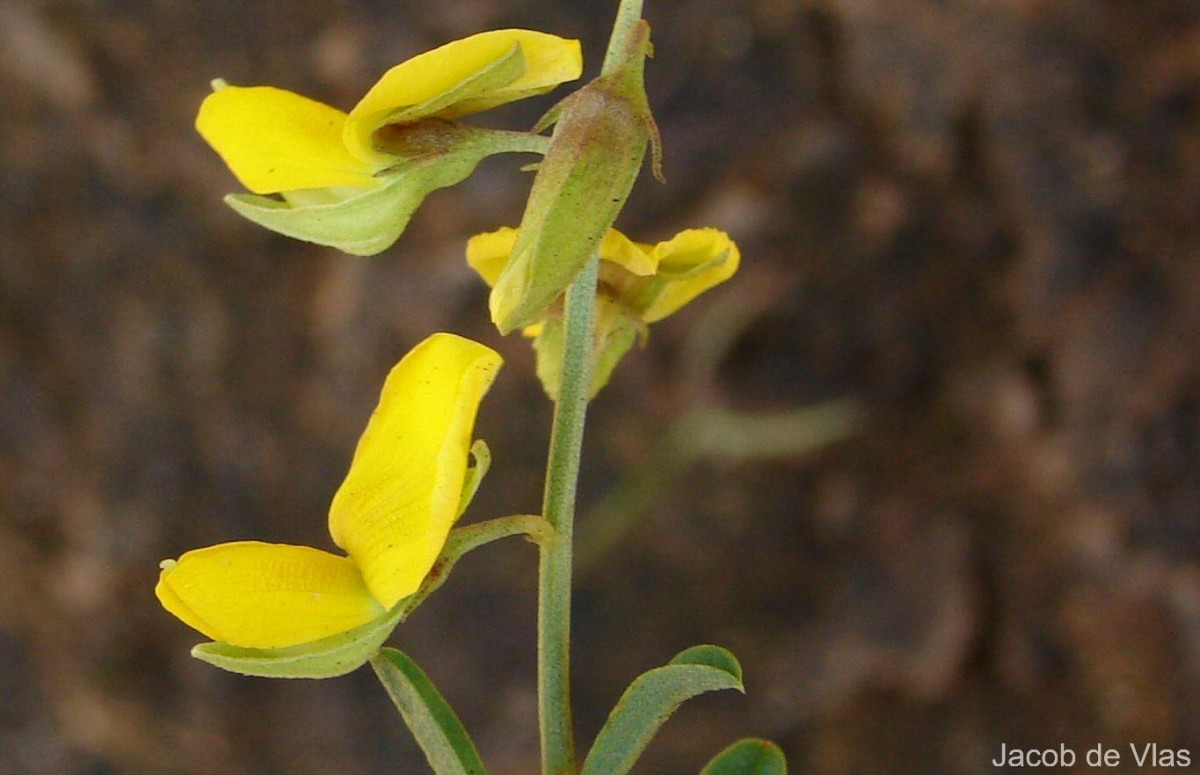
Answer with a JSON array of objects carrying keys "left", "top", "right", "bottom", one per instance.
[
  {"left": 531, "top": 297, "right": 643, "bottom": 400},
  {"left": 588, "top": 298, "right": 643, "bottom": 398},
  {"left": 488, "top": 21, "right": 659, "bottom": 334},
  {"left": 225, "top": 127, "right": 547, "bottom": 257},
  {"left": 190, "top": 598, "right": 407, "bottom": 679},
  {"left": 530, "top": 316, "right": 567, "bottom": 400},
  {"left": 580, "top": 645, "right": 745, "bottom": 775},
  {"left": 370, "top": 647, "right": 489, "bottom": 775},
  {"left": 700, "top": 739, "right": 788, "bottom": 775}
]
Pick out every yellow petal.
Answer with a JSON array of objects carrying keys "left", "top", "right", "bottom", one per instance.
[
  {"left": 344, "top": 30, "right": 583, "bottom": 163},
  {"left": 642, "top": 228, "right": 741, "bottom": 322},
  {"left": 466, "top": 226, "right": 519, "bottom": 286},
  {"left": 328, "top": 333, "right": 503, "bottom": 608},
  {"left": 197, "top": 85, "right": 378, "bottom": 194},
  {"left": 467, "top": 227, "right": 655, "bottom": 299},
  {"left": 598, "top": 228, "right": 657, "bottom": 276},
  {"left": 440, "top": 29, "right": 583, "bottom": 115},
  {"left": 155, "top": 541, "right": 384, "bottom": 649}
]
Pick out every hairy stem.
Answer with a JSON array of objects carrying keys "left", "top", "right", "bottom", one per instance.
[
  {"left": 602, "top": 0, "right": 646, "bottom": 76},
  {"left": 537, "top": 257, "right": 599, "bottom": 775}
]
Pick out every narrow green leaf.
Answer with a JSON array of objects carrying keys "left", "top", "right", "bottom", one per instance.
[
  {"left": 700, "top": 739, "right": 787, "bottom": 775},
  {"left": 190, "top": 600, "right": 406, "bottom": 679},
  {"left": 580, "top": 645, "right": 745, "bottom": 775},
  {"left": 668, "top": 644, "right": 743, "bottom": 679},
  {"left": 371, "top": 647, "right": 488, "bottom": 775}
]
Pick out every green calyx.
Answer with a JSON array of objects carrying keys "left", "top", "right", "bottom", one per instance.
[{"left": 531, "top": 296, "right": 644, "bottom": 400}]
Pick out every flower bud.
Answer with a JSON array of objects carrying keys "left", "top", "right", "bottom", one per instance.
[{"left": 489, "top": 20, "right": 660, "bottom": 333}]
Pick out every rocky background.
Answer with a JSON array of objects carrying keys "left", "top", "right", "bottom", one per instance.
[{"left": 4, "top": 0, "right": 1200, "bottom": 773}]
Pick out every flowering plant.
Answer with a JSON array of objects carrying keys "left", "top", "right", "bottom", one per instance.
[{"left": 159, "top": 3, "right": 788, "bottom": 773}]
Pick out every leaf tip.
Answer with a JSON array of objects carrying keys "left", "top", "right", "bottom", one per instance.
[{"left": 669, "top": 644, "right": 743, "bottom": 686}]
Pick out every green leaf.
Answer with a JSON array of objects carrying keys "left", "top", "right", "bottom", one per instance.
[
  {"left": 190, "top": 599, "right": 407, "bottom": 679},
  {"left": 580, "top": 645, "right": 745, "bottom": 775},
  {"left": 669, "top": 644, "right": 743, "bottom": 679},
  {"left": 700, "top": 739, "right": 788, "bottom": 775},
  {"left": 371, "top": 647, "right": 488, "bottom": 775}
]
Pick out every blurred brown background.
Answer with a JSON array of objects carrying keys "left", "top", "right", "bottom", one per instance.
[{"left": 4, "top": 0, "right": 1200, "bottom": 772}]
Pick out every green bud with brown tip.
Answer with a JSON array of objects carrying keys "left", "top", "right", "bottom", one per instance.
[{"left": 488, "top": 20, "right": 662, "bottom": 334}]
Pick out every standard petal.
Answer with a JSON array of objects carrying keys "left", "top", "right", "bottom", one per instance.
[
  {"left": 344, "top": 30, "right": 582, "bottom": 163},
  {"left": 197, "top": 85, "right": 378, "bottom": 194},
  {"left": 328, "top": 333, "right": 503, "bottom": 608},
  {"left": 155, "top": 541, "right": 384, "bottom": 649},
  {"left": 641, "top": 229, "right": 741, "bottom": 322}
]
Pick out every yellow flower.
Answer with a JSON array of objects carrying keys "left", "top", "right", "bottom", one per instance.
[
  {"left": 468, "top": 226, "right": 739, "bottom": 323},
  {"left": 197, "top": 29, "right": 582, "bottom": 195},
  {"left": 156, "top": 333, "right": 502, "bottom": 650},
  {"left": 466, "top": 225, "right": 739, "bottom": 397}
]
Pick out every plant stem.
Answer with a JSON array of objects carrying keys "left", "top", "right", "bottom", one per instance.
[
  {"left": 602, "top": 0, "right": 645, "bottom": 76},
  {"left": 537, "top": 256, "right": 599, "bottom": 775}
]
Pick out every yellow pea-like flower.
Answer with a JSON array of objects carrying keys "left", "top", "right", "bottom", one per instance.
[
  {"left": 466, "top": 225, "right": 739, "bottom": 398},
  {"left": 467, "top": 225, "right": 738, "bottom": 324},
  {"left": 196, "top": 29, "right": 583, "bottom": 195},
  {"left": 155, "top": 333, "right": 502, "bottom": 650}
]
